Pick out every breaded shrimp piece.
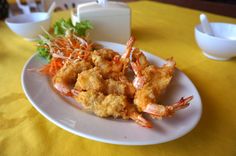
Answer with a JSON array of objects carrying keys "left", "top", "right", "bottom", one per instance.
[
  {"left": 74, "top": 67, "right": 104, "bottom": 92},
  {"left": 105, "top": 78, "right": 135, "bottom": 98},
  {"left": 91, "top": 52, "right": 113, "bottom": 77},
  {"left": 105, "top": 79, "right": 126, "bottom": 96},
  {"left": 75, "top": 91, "right": 127, "bottom": 118},
  {"left": 75, "top": 90, "right": 105, "bottom": 110},
  {"left": 95, "top": 94, "right": 128, "bottom": 118},
  {"left": 74, "top": 90, "right": 152, "bottom": 128},
  {"left": 91, "top": 36, "right": 135, "bottom": 80},
  {"left": 52, "top": 60, "right": 92, "bottom": 95},
  {"left": 131, "top": 49, "right": 193, "bottom": 118},
  {"left": 96, "top": 48, "right": 119, "bottom": 60}
]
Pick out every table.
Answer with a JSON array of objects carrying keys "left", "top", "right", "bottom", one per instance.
[{"left": 1, "top": 1, "right": 236, "bottom": 155}]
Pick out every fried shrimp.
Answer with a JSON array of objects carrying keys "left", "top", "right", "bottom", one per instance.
[
  {"left": 131, "top": 49, "right": 193, "bottom": 119},
  {"left": 75, "top": 90, "right": 152, "bottom": 128},
  {"left": 105, "top": 78, "right": 135, "bottom": 98},
  {"left": 39, "top": 34, "right": 193, "bottom": 128},
  {"left": 91, "top": 36, "right": 135, "bottom": 80},
  {"left": 52, "top": 60, "right": 92, "bottom": 95},
  {"left": 74, "top": 67, "right": 104, "bottom": 92}
]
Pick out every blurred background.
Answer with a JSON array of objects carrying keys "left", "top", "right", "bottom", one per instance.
[{"left": 1, "top": 0, "right": 236, "bottom": 20}]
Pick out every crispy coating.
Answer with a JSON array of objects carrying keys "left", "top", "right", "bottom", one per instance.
[
  {"left": 96, "top": 48, "right": 119, "bottom": 60},
  {"left": 43, "top": 36, "right": 157, "bottom": 127},
  {"left": 74, "top": 67, "right": 104, "bottom": 92},
  {"left": 52, "top": 60, "right": 93, "bottom": 94},
  {"left": 134, "top": 85, "right": 156, "bottom": 111},
  {"left": 140, "top": 64, "right": 174, "bottom": 95},
  {"left": 105, "top": 79, "right": 126, "bottom": 95},
  {"left": 74, "top": 69, "right": 135, "bottom": 97},
  {"left": 91, "top": 53, "right": 112, "bottom": 76},
  {"left": 132, "top": 49, "right": 177, "bottom": 112},
  {"left": 75, "top": 90, "right": 104, "bottom": 110},
  {"left": 75, "top": 91, "right": 128, "bottom": 118},
  {"left": 91, "top": 50, "right": 123, "bottom": 79},
  {"left": 105, "top": 78, "right": 136, "bottom": 98},
  {"left": 51, "top": 36, "right": 190, "bottom": 127},
  {"left": 53, "top": 60, "right": 92, "bottom": 86},
  {"left": 97, "top": 94, "right": 128, "bottom": 118},
  {"left": 133, "top": 63, "right": 175, "bottom": 110}
]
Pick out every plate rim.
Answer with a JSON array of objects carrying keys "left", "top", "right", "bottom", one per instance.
[{"left": 21, "top": 41, "right": 202, "bottom": 145}]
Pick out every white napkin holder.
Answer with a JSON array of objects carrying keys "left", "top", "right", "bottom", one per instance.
[{"left": 71, "top": 1, "right": 131, "bottom": 43}]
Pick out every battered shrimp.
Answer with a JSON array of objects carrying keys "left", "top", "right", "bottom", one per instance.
[
  {"left": 43, "top": 34, "right": 193, "bottom": 128},
  {"left": 91, "top": 36, "right": 135, "bottom": 79},
  {"left": 73, "top": 67, "right": 135, "bottom": 98},
  {"left": 52, "top": 60, "right": 92, "bottom": 95},
  {"left": 72, "top": 64, "right": 151, "bottom": 127},
  {"left": 105, "top": 78, "right": 135, "bottom": 98},
  {"left": 131, "top": 49, "right": 193, "bottom": 118},
  {"left": 75, "top": 90, "right": 152, "bottom": 128},
  {"left": 74, "top": 67, "right": 104, "bottom": 92},
  {"left": 95, "top": 48, "right": 118, "bottom": 60}
]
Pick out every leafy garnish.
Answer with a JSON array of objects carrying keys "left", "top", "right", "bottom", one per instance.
[
  {"left": 53, "top": 18, "right": 73, "bottom": 36},
  {"left": 74, "top": 20, "right": 93, "bottom": 36},
  {"left": 37, "top": 18, "right": 93, "bottom": 61},
  {"left": 53, "top": 18, "right": 93, "bottom": 36},
  {"left": 37, "top": 46, "right": 51, "bottom": 61},
  {"left": 36, "top": 35, "right": 51, "bottom": 62}
]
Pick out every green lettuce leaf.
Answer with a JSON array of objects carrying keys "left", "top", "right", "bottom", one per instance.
[{"left": 53, "top": 18, "right": 93, "bottom": 36}]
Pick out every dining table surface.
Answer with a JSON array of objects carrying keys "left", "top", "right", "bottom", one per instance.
[{"left": 1, "top": 1, "right": 236, "bottom": 155}]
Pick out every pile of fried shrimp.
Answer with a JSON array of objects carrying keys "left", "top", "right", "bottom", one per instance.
[{"left": 38, "top": 35, "right": 193, "bottom": 128}]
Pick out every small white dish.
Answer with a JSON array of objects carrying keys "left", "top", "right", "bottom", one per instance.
[
  {"left": 5, "top": 13, "right": 51, "bottom": 41},
  {"left": 195, "top": 22, "right": 236, "bottom": 61},
  {"left": 22, "top": 41, "right": 202, "bottom": 145}
]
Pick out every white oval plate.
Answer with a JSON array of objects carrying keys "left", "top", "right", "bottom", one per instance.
[{"left": 22, "top": 41, "right": 202, "bottom": 145}]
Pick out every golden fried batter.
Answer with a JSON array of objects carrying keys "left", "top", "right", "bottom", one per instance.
[
  {"left": 74, "top": 67, "right": 104, "bottom": 92},
  {"left": 47, "top": 36, "right": 192, "bottom": 128},
  {"left": 75, "top": 90, "right": 128, "bottom": 118},
  {"left": 53, "top": 60, "right": 92, "bottom": 95},
  {"left": 131, "top": 49, "right": 192, "bottom": 118}
]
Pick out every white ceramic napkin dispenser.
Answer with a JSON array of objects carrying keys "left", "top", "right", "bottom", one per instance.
[{"left": 71, "top": 1, "right": 131, "bottom": 43}]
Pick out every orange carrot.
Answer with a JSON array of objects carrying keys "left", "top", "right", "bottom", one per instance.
[{"left": 40, "top": 58, "right": 63, "bottom": 77}]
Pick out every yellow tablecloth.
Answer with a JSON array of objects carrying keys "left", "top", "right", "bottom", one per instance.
[{"left": 1, "top": 1, "right": 236, "bottom": 155}]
